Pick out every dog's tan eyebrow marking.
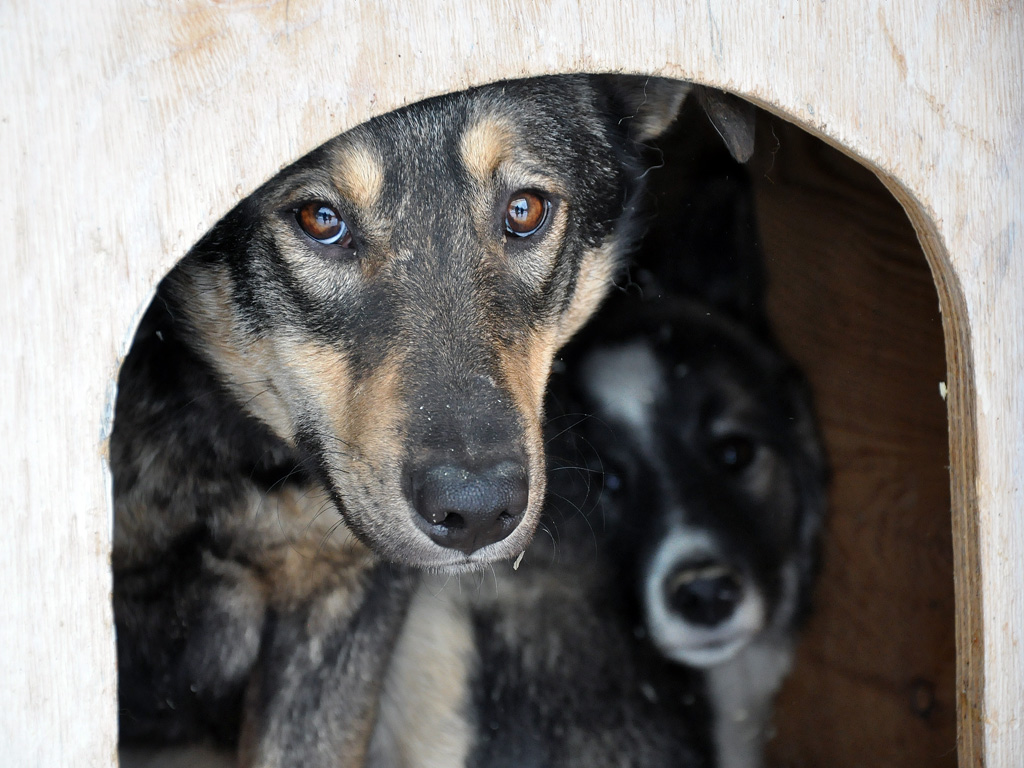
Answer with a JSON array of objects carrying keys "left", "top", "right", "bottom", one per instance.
[
  {"left": 460, "top": 115, "right": 516, "bottom": 184},
  {"left": 331, "top": 142, "right": 384, "bottom": 209}
]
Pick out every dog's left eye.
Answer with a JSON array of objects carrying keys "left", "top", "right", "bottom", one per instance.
[
  {"left": 710, "top": 434, "right": 757, "bottom": 471},
  {"left": 505, "top": 192, "right": 550, "bottom": 238},
  {"left": 603, "top": 471, "right": 624, "bottom": 495},
  {"left": 296, "top": 202, "right": 353, "bottom": 247}
]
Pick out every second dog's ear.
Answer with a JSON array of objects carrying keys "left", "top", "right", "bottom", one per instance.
[
  {"left": 596, "top": 75, "right": 693, "bottom": 143},
  {"left": 596, "top": 77, "right": 756, "bottom": 162},
  {"left": 695, "top": 86, "right": 757, "bottom": 163}
]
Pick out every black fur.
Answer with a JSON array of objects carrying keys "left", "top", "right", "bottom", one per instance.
[
  {"left": 631, "top": 96, "right": 769, "bottom": 335},
  {"left": 113, "top": 75, "right": 690, "bottom": 764}
]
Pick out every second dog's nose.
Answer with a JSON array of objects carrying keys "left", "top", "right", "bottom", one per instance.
[
  {"left": 665, "top": 562, "right": 743, "bottom": 627},
  {"left": 409, "top": 460, "right": 529, "bottom": 555}
]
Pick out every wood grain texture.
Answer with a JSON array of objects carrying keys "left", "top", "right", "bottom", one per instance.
[
  {"left": 752, "top": 118, "right": 958, "bottom": 767},
  {"left": 1, "top": 1, "right": 1020, "bottom": 765}
]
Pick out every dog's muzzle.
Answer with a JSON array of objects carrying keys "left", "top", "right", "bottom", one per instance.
[
  {"left": 663, "top": 560, "right": 744, "bottom": 628},
  {"left": 643, "top": 525, "right": 767, "bottom": 668}
]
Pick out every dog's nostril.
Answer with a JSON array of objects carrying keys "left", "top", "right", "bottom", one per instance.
[
  {"left": 434, "top": 511, "right": 466, "bottom": 530},
  {"left": 664, "top": 562, "right": 743, "bottom": 627},
  {"left": 409, "top": 460, "right": 528, "bottom": 555}
]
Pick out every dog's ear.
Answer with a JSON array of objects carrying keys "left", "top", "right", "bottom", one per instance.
[
  {"left": 694, "top": 86, "right": 757, "bottom": 163},
  {"left": 595, "top": 74, "right": 693, "bottom": 143},
  {"left": 596, "top": 77, "right": 756, "bottom": 162}
]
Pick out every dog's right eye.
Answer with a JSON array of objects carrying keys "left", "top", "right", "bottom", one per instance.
[
  {"left": 710, "top": 434, "right": 757, "bottom": 471},
  {"left": 505, "top": 191, "right": 550, "bottom": 238},
  {"left": 295, "top": 202, "right": 353, "bottom": 247},
  {"left": 600, "top": 456, "right": 630, "bottom": 498}
]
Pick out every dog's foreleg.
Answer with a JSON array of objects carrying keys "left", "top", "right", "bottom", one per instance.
[{"left": 238, "top": 565, "right": 418, "bottom": 768}]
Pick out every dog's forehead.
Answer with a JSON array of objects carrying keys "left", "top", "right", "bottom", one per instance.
[
  {"left": 579, "top": 325, "right": 785, "bottom": 443},
  {"left": 338, "top": 91, "right": 580, "bottom": 190},
  {"left": 580, "top": 340, "right": 665, "bottom": 435}
]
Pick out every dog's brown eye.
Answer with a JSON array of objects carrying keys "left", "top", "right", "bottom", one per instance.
[
  {"left": 505, "top": 192, "right": 549, "bottom": 237},
  {"left": 296, "top": 202, "right": 352, "bottom": 247}
]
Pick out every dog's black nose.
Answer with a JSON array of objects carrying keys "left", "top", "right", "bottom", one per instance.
[
  {"left": 664, "top": 562, "right": 743, "bottom": 627},
  {"left": 409, "top": 460, "right": 528, "bottom": 554}
]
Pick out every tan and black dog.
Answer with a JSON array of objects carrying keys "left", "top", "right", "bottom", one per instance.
[{"left": 113, "top": 75, "right": 711, "bottom": 766}]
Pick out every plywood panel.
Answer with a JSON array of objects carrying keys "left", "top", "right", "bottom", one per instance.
[{"left": 752, "top": 118, "right": 957, "bottom": 767}]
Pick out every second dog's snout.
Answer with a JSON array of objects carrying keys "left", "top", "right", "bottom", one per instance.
[
  {"left": 665, "top": 562, "right": 743, "bottom": 627},
  {"left": 409, "top": 460, "right": 529, "bottom": 554}
]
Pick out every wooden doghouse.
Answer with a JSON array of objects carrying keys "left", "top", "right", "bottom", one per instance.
[{"left": 2, "top": 2, "right": 1020, "bottom": 766}]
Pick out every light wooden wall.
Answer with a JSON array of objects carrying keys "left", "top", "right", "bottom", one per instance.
[{"left": 1, "top": 1, "right": 1020, "bottom": 765}]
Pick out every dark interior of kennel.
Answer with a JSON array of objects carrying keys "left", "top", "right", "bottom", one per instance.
[{"left": 644, "top": 99, "right": 956, "bottom": 766}]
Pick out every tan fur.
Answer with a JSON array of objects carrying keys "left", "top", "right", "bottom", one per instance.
[
  {"left": 172, "top": 266, "right": 296, "bottom": 441},
  {"left": 264, "top": 339, "right": 427, "bottom": 559},
  {"left": 331, "top": 141, "right": 385, "bottom": 210},
  {"left": 497, "top": 328, "right": 560, "bottom": 427},
  {"left": 493, "top": 326, "right": 560, "bottom": 548},
  {"left": 370, "top": 584, "right": 476, "bottom": 768},
  {"left": 557, "top": 238, "right": 619, "bottom": 346},
  {"left": 258, "top": 511, "right": 365, "bottom": 609},
  {"left": 213, "top": 482, "right": 370, "bottom": 608},
  {"left": 277, "top": 338, "right": 356, "bottom": 434},
  {"left": 343, "top": 354, "right": 408, "bottom": 477},
  {"left": 283, "top": 340, "right": 408, "bottom": 480},
  {"left": 221, "top": 484, "right": 337, "bottom": 551},
  {"left": 459, "top": 115, "right": 516, "bottom": 185}
]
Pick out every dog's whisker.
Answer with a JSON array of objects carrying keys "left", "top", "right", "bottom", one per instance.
[{"left": 316, "top": 517, "right": 349, "bottom": 560}]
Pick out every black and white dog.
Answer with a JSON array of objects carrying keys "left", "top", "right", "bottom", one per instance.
[
  {"left": 368, "top": 296, "right": 827, "bottom": 768},
  {"left": 582, "top": 298, "right": 827, "bottom": 768}
]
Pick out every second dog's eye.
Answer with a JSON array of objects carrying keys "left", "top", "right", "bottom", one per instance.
[
  {"left": 296, "top": 202, "right": 353, "bottom": 247},
  {"left": 600, "top": 457, "right": 629, "bottom": 497},
  {"left": 505, "top": 192, "right": 550, "bottom": 237},
  {"left": 711, "top": 435, "right": 756, "bottom": 471}
]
